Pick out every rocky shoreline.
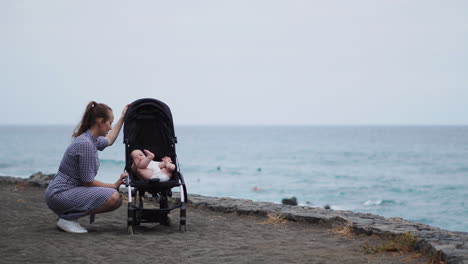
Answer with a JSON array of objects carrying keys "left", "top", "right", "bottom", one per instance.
[
  {"left": 2, "top": 173, "right": 467, "bottom": 263},
  {"left": 0, "top": 172, "right": 55, "bottom": 187},
  {"left": 187, "top": 194, "right": 467, "bottom": 264}
]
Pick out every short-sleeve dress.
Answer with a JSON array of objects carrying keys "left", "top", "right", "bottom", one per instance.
[{"left": 45, "top": 130, "right": 116, "bottom": 220}]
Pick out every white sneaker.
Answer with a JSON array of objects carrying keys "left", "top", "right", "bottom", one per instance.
[{"left": 57, "top": 218, "right": 88, "bottom": 233}]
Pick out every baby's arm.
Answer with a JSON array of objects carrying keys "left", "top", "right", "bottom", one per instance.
[
  {"left": 132, "top": 150, "right": 156, "bottom": 181},
  {"left": 136, "top": 150, "right": 155, "bottom": 169}
]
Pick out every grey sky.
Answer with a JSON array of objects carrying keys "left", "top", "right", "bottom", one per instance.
[{"left": 1, "top": 1, "right": 467, "bottom": 125}]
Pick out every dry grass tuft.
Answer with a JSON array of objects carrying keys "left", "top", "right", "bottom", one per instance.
[
  {"left": 332, "top": 225, "right": 355, "bottom": 238},
  {"left": 260, "top": 214, "right": 288, "bottom": 225},
  {"left": 363, "top": 232, "right": 417, "bottom": 254},
  {"left": 401, "top": 252, "right": 431, "bottom": 263}
]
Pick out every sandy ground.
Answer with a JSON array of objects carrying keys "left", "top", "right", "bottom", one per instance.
[{"left": 0, "top": 183, "right": 431, "bottom": 264}]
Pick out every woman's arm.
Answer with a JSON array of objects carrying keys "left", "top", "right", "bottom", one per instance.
[
  {"left": 137, "top": 156, "right": 152, "bottom": 169},
  {"left": 82, "top": 172, "right": 127, "bottom": 189},
  {"left": 106, "top": 104, "right": 129, "bottom": 146}
]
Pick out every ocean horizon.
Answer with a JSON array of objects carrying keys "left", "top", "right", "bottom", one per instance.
[{"left": 0, "top": 124, "right": 467, "bottom": 232}]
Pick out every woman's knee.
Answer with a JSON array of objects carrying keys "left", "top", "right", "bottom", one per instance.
[{"left": 107, "top": 191, "right": 122, "bottom": 209}]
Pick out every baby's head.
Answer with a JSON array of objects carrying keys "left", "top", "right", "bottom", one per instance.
[{"left": 130, "top": 149, "right": 146, "bottom": 164}]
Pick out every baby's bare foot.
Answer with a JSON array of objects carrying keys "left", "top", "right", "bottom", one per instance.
[
  {"left": 162, "top": 156, "right": 172, "bottom": 163},
  {"left": 167, "top": 163, "right": 176, "bottom": 171}
]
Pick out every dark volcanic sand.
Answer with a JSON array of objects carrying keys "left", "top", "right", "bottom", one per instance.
[{"left": 0, "top": 183, "right": 430, "bottom": 264}]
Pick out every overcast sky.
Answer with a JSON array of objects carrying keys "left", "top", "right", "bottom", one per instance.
[{"left": 1, "top": 1, "right": 467, "bottom": 125}]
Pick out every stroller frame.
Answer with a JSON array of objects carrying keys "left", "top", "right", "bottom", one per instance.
[{"left": 123, "top": 98, "right": 187, "bottom": 234}]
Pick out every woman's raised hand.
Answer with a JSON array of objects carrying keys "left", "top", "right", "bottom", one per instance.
[{"left": 121, "top": 104, "right": 130, "bottom": 118}]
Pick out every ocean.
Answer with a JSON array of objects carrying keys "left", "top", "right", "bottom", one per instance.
[{"left": 0, "top": 125, "right": 467, "bottom": 232}]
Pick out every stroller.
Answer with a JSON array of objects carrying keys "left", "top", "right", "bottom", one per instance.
[{"left": 123, "top": 98, "right": 187, "bottom": 234}]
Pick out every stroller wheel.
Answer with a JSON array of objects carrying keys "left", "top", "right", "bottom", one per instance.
[{"left": 127, "top": 225, "right": 134, "bottom": 235}]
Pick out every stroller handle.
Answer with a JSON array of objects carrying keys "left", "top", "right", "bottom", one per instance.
[{"left": 124, "top": 170, "right": 132, "bottom": 203}]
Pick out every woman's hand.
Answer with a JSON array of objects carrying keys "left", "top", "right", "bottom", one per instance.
[
  {"left": 114, "top": 171, "right": 128, "bottom": 189},
  {"left": 121, "top": 104, "right": 130, "bottom": 118}
]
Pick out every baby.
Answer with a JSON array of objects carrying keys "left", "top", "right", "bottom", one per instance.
[{"left": 130, "top": 149, "right": 175, "bottom": 182}]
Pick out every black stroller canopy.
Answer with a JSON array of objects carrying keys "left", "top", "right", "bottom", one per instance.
[{"left": 124, "top": 98, "right": 177, "bottom": 162}]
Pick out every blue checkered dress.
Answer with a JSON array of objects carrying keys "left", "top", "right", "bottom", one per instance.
[{"left": 45, "top": 130, "right": 116, "bottom": 220}]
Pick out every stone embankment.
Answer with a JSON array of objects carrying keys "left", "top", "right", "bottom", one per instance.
[
  {"left": 2, "top": 173, "right": 467, "bottom": 263},
  {"left": 188, "top": 194, "right": 467, "bottom": 264}
]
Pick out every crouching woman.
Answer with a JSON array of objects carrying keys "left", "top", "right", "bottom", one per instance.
[{"left": 45, "top": 101, "right": 128, "bottom": 233}]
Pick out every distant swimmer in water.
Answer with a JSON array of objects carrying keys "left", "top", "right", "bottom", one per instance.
[{"left": 251, "top": 186, "right": 264, "bottom": 192}]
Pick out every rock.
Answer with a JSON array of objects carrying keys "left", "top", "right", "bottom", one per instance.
[
  {"left": 28, "top": 172, "right": 55, "bottom": 187},
  {"left": 282, "top": 197, "right": 298, "bottom": 206},
  {"left": 0, "top": 172, "right": 55, "bottom": 187},
  {"left": 0, "top": 176, "right": 27, "bottom": 185}
]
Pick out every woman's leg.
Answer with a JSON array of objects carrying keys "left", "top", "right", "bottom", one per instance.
[{"left": 87, "top": 191, "right": 122, "bottom": 215}]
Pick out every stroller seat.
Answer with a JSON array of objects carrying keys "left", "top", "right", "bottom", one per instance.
[{"left": 123, "top": 98, "right": 187, "bottom": 234}]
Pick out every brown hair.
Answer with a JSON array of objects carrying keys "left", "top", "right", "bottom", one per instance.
[{"left": 73, "top": 101, "right": 113, "bottom": 137}]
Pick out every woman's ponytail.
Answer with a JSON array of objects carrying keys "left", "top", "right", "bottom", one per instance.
[{"left": 73, "top": 101, "right": 112, "bottom": 137}]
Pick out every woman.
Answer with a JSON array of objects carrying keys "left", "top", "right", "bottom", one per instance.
[{"left": 45, "top": 101, "right": 129, "bottom": 233}]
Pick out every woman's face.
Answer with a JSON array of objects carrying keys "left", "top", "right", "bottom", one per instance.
[{"left": 97, "top": 111, "right": 114, "bottom": 137}]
